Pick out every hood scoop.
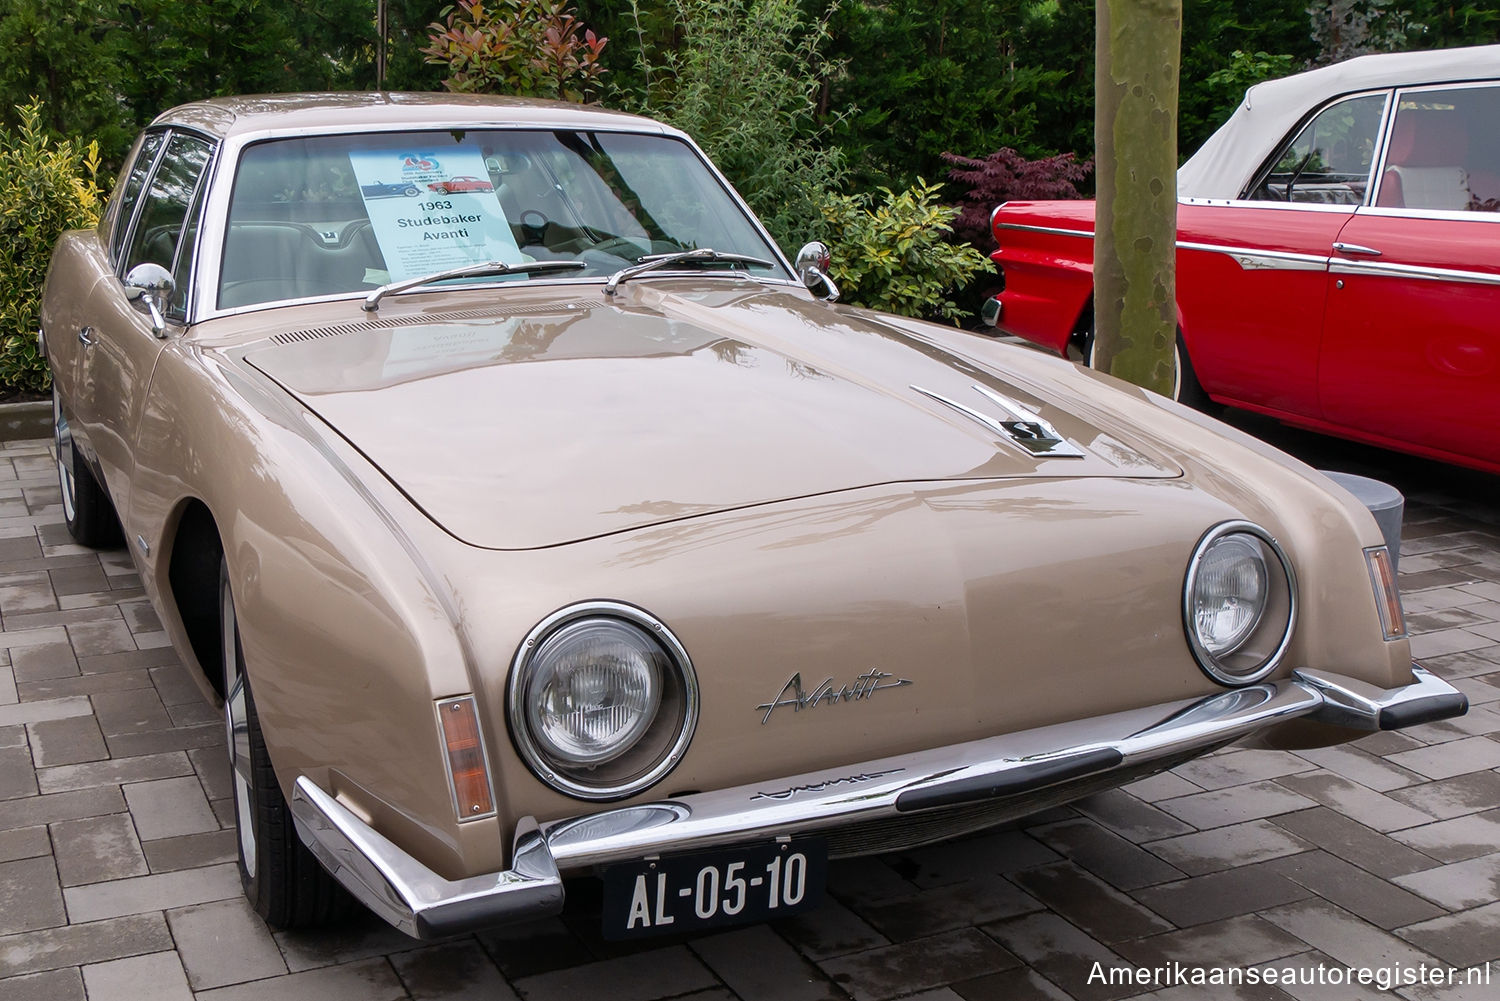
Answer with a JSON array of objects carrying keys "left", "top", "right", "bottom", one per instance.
[{"left": 270, "top": 300, "right": 598, "bottom": 346}]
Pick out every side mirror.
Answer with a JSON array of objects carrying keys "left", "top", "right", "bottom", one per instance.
[
  {"left": 979, "top": 296, "right": 1002, "bottom": 328},
  {"left": 124, "top": 263, "right": 175, "bottom": 337},
  {"left": 794, "top": 242, "right": 839, "bottom": 302}
]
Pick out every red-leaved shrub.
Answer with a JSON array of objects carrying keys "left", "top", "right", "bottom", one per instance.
[{"left": 942, "top": 148, "right": 1093, "bottom": 252}]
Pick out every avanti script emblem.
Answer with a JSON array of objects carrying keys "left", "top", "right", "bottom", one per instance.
[{"left": 755, "top": 670, "right": 913, "bottom": 724}]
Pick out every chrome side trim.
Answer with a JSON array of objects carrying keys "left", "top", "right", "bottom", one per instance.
[
  {"left": 1328, "top": 259, "right": 1500, "bottom": 287},
  {"left": 1178, "top": 241, "right": 1329, "bottom": 272},
  {"left": 291, "top": 663, "right": 1463, "bottom": 938},
  {"left": 994, "top": 222, "right": 1094, "bottom": 239}
]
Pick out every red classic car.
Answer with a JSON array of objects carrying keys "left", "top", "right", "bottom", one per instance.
[
  {"left": 429, "top": 174, "right": 494, "bottom": 193},
  {"left": 988, "top": 45, "right": 1500, "bottom": 475}
]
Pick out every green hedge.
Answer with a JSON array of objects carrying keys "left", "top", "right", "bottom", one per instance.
[{"left": 0, "top": 101, "right": 103, "bottom": 393}]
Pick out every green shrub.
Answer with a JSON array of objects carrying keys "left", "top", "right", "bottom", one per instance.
[
  {"left": 0, "top": 101, "right": 102, "bottom": 393},
  {"left": 819, "top": 180, "right": 990, "bottom": 322},
  {"left": 422, "top": 0, "right": 608, "bottom": 103},
  {"left": 625, "top": 0, "right": 846, "bottom": 254}
]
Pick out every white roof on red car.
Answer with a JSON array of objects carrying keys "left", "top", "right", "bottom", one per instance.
[{"left": 1179, "top": 44, "right": 1500, "bottom": 199}]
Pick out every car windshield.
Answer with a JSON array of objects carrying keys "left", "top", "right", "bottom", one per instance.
[{"left": 218, "top": 129, "right": 788, "bottom": 309}]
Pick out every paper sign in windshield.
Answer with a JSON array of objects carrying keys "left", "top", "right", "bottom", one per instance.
[{"left": 349, "top": 149, "right": 522, "bottom": 282}]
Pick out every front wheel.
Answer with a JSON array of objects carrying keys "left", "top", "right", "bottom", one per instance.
[
  {"left": 53, "top": 388, "right": 122, "bottom": 548},
  {"left": 1083, "top": 330, "right": 1212, "bottom": 410},
  {"left": 221, "top": 557, "right": 350, "bottom": 927}
]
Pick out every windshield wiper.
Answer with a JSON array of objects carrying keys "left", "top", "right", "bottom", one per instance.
[
  {"left": 604, "top": 248, "right": 775, "bottom": 297},
  {"left": 363, "top": 259, "right": 585, "bottom": 312}
]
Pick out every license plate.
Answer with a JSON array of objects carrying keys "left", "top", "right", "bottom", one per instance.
[{"left": 601, "top": 837, "right": 827, "bottom": 939}]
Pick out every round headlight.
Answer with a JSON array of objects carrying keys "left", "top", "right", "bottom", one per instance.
[
  {"left": 524, "top": 620, "right": 662, "bottom": 766},
  {"left": 509, "top": 602, "right": 698, "bottom": 800},
  {"left": 1184, "top": 523, "right": 1296, "bottom": 686}
]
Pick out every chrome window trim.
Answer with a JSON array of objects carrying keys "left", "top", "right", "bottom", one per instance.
[
  {"left": 1329, "top": 258, "right": 1500, "bottom": 287},
  {"left": 507, "top": 600, "right": 700, "bottom": 802},
  {"left": 163, "top": 134, "right": 221, "bottom": 326},
  {"left": 1237, "top": 89, "right": 1393, "bottom": 205},
  {"left": 190, "top": 122, "right": 795, "bottom": 323},
  {"left": 110, "top": 130, "right": 172, "bottom": 277},
  {"left": 1356, "top": 205, "right": 1500, "bottom": 223},
  {"left": 1183, "top": 521, "right": 1298, "bottom": 687}
]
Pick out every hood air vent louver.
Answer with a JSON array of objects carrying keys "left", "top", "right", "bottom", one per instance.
[{"left": 270, "top": 301, "right": 596, "bottom": 346}]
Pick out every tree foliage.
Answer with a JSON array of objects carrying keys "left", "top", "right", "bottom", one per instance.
[
  {"left": 421, "top": 0, "right": 608, "bottom": 101},
  {"left": 943, "top": 148, "right": 1094, "bottom": 251},
  {"left": 0, "top": 103, "right": 104, "bottom": 392}
]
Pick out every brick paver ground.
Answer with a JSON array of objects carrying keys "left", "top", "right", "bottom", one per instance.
[{"left": 1, "top": 420, "right": 1497, "bottom": 1001}]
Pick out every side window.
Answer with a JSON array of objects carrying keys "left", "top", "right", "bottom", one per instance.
[
  {"left": 1376, "top": 85, "right": 1500, "bottom": 213},
  {"left": 109, "top": 132, "right": 166, "bottom": 266},
  {"left": 1245, "top": 93, "right": 1387, "bottom": 205},
  {"left": 121, "top": 133, "right": 214, "bottom": 321}
]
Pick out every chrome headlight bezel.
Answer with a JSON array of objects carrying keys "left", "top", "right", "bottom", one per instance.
[
  {"left": 1183, "top": 521, "right": 1297, "bottom": 686},
  {"left": 508, "top": 601, "right": 699, "bottom": 801}
]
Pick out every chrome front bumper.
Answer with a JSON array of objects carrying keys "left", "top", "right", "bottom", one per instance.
[{"left": 289, "top": 663, "right": 1465, "bottom": 939}]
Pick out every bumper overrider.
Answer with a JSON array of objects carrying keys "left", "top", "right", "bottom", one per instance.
[{"left": 289, "top": 663, "right": 1464, "bottom": 939}]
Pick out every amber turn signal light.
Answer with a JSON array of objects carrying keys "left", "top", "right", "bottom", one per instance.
[
  {"left": 437, "top": 696, "right": 494, "bottom": 819},
  {"left": 1364, "top": 547, "right": 1407, "bottom": 641}
]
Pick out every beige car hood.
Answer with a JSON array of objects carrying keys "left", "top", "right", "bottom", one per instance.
[{"left": 245, "top": 282, "right": 1181, "bottom": 549}]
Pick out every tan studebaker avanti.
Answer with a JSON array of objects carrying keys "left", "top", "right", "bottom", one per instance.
[{"left": 41, "top": 93, "right": 1465, "bottom": 941}]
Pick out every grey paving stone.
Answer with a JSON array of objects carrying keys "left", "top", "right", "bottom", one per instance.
[
  {"left": 1027, "top": 817, "right": 1186, "bottom": 891},
  {"left": 49, "top": 814, "right": 147, "bottom": 887},
  {"left": 1394, "top": 852, "right": 1500, "bottom": 911},
  {"left": 1075, "top": 790, "right": 1195, "bottom": 843},
  {"left": 1245, "top": 949, "right": 1391, "bottom": 1001},
  {"left": 823, "top": 857, "right": 921, "bottom": 908},
  {"left": 1170, "top": 749, "right": 1317, "bottom": 791},
  {"left": 1271, "top": 808, "right": 1440, "bottom": 878},
  {"left": 16, "top": 670, "right": 153, "bottom": 703},
  {"left": 1009, "top": 862, "right": 1172, "bottom": 944},
  {"left": 952, "top": 966, "right": 1073, "bottom": 1001},
  {"left": 1423, "top": 647, "right": 1500, "bottom": 680},
  {"left": 166, "top": 897, "right": 286, "bottom": 990},
  {"left": 165, "top": 700, "right": 216, "bottom": 727},
  {"left": 388, "top": 941, "right": 517, "bottom": 1001},
  {"left": 1292, "top": 744, "right": 1425, "bottom": 792},
  {"left": 193, "top": 957, "right": 409, "bottom": 1001},
  {"left": 1261, "top": 898, "right": 1438, "bottom": 971},
  {"left": 147, "top": 665, "right": 201, "bottom": 707},
  {"left": 37, "top": 750, "right": 192, "bottom": 794},
  {"left": 0, "top": 857, "right": 65, "bottom": 935},
  {"left": 514, "top": 946, "right": 717, "bottom": 1001},
  {"left": 1395, "top": 902, "right": 1500, "bottom": 968},
  {"left": 0, "top": 825, "right": 49, "bottom": 864},
  {"left": 1120, "top": 772, "right": 1202, "bottom": 803},
  {"left": 79, "top": 647, "right": 180, "bottom": 676},
  {"left": 0, "top": 665, "right": 14, "bottom": 706},
  {"left": 141, "top": 828, "right": 236, "bottom": 873},
  {"left": 0, "top": 786, "right": 125, "bottom": 833},
  {"left": 1116, "top": 914, "right": 1309, "bottom": 968},
  {"left": 10, "top": 643, "right": 78, "bottom": 683},
  {"left": 1386, "top": 737, "right": 1500, "bottom": 781},
  {"left": 25, "top": 715, "right": 106, "bottom": 768},
  {"left": 24, "top": 716, "right": 106, "bottom": 768},
  {"left": 1411, "top": 630, "right": 1496, "bottom": 659},
  {"left": 81, "top": 950, "right": 192, "bottom": 1001},
  {"left": 0, "top": 696, "right": 90, "bottom": 729},
  {"left": 104, "top": 723, "right": 222, "bottom": 758},
  {"left": 852, "top": 873, "right": 1041, "bottom": 941},
  {"left": 89, "top": 688, "right": 171, "bottom": 736},
  {"left": 1129, "top": 863, "right": 1315, "bottom": 929},
  {"left": 772, "top": 896, "right": 888, "bottom": 962},
  {"left": 1273, "top": 770, "right": 1439, "bottom": 833},
  {"left": 1157, "top": 780, "right": 1318, "bottom": 830},
  {"left": 1264, "top": 851, "right": 1445, "bottom": 930},
  {"left": 1403, "top": 707, "right": 1500, "bottom": 744},
  {"left": 818, "top": 928, "right": 1019, "bottom": 1001},
  {"left": 0, "top": 741, "right": 36, "bottom": 801},
  {"left": 122, "top": 776, "right": 218, "bottom": 840},
  {"left": 1144, "top": 820, "right": 1314, "bottom": 876},
  {"left": 275, "top": 913, "right": 423, "bottom": 973},
  {"left": 474, "top": 917, "right": 592, "bottom": 981},
  {"left": 62, "top": 861, "right": 240, "bottom": 922},
  {"left": 0, "top": 625, "right": 69, "bottom": 654},
  {"left": 1390, "top": 810, "right": 1500, "bottom": 864},
  {"left": 898, "top": 827, "right": 1061, "bottom": 888},
  {"left": 0, "top": 967, "right": 84, "bottom": 1001},
  {"left": 1388, "top": 771, "right": 1500, "bottom": 821},
  {"left": 982, "top": 912, "right": 1134, "bottom": 1001},
  {"left": 691, "top": 924, "right": 842, "bottom": 1001},
  {"left": 0, "top": 912, "right": 172, "bottom": 978},
  {"left": 46, "top": 564, "right": 108, "bottom": 598}
]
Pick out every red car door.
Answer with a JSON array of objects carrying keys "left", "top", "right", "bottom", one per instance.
[{"left": 1318, "top": 83, "right": 1500, "bottom": 470}]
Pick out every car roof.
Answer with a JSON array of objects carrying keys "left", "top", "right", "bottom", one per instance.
[
  {"left": 150, "top": 92, "right": 674, "bottom": 141},
  {"left": 1179, "top": 44, "right": 1500, "bottom": 199}
]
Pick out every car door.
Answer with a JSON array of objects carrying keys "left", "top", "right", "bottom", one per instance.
[
  {"left": 1319, "top": 81, "right": 1500, "bottom": 467},
  {"left": 76, "top": 129, "right": 215, "bottom": 532},
  {"left": 1175, "top": 90, "right": 1390, "bottom": 419}
]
